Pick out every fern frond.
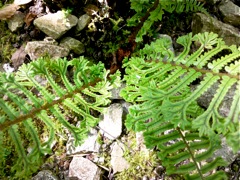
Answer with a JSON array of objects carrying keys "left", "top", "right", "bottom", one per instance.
[
  {"left": 121, "top": 32, "right": 239, "bottom": 178},
  {"left": 128, "top": 0, "right": 207, "bottom": 42},
  {"left": 0, "top": 56, "right": 120, "bottom": 178}
]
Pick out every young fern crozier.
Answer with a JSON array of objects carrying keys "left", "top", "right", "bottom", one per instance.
[{"left": 120, "top": 32, "right": 240, "bottom": 179}]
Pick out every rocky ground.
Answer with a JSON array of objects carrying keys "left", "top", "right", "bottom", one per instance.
[{"left": 0, "top": 0, "right": 240, "bottom": 179}]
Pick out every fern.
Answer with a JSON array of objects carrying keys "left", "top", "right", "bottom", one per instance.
[
  {"left": 128, "top": 0, "right": 207, "bottom": 42},
  {"left": 120, "top": 32, "right": 239, "bottom": 179},
  {"left": 0, "top": 56, "right": 120, "bottom": 178}
]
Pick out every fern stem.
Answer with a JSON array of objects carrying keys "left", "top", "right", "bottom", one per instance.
[
  {"left": 176, "top": 127, "right": 204, "bottom": 180},
  {"left": 0, "top": 78, "right": 101, "bottom": 132},
  {"left": 147, "top": 60, "right": 240, "bottom": 80},
  {"left": 128, "top": 0, "right": 160, "bottom": 45}
]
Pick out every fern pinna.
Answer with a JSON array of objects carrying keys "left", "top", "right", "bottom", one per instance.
[
  {"left": 0, "top": 57, "right": 120, "bottom": 178},
  {"left": 120, "top": 32, "right": 240, "bottom": 179}
]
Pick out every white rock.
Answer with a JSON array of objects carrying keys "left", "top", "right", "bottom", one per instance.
[
  {"left": 110, "top": 83, "right": 125, "bottom": 100},
  {"left": 3, "top": 63, "right": 14, "bottom": 73},
  {"left": 66, "top": 128, "right": 100, "bottom": 155},
  {"left": 110, "top": 142, "right": 129, "bottom": 174},
  {"left": 99, "top": 103, "right": 123, "bottom": 140},
  {"left": 136, "top": 132, "right": 148, "bottom": 152},
  {"left": 34, "top": 11, "right": 78, "bottom": 39},
  {"left": 69, "top": 156, "right": 101, "bottom": 180}
]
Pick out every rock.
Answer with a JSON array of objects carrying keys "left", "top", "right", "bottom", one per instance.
[
  {"left": 68, "top": 156, "right": 101, "bottom": 180},
  {"left": 110, "top": 142, "right": 130, "bottom": 174},
  {"left": 212, "top": 137, "right": 239, "bottom": 164},
  {"left": 76, "top": 14, "right": 91, "bottom": 32},
  {"left": 66, "top": 128, "right": 100, "bottom": 155},
  {"left": 219, "top": 0, "right": 240, "bottom": 27},
  {"left": 32, "top": 170, "right": 59, "bottom": 180},
  {"left": 25, "top": 38, "right": 69, "bottom": 60},
  {"left": 136, "top": 132, "right": 148, "bottom": 152},
  {"left": 192, "top": 13, "right": 240, "bottom": 46},
  {"left": 60, "top": 37, "right": 85, "bottom": 55},
  {"left": 99, "top": 103, "right": 123, "bottom": 140},
  {"left": 34, "top": 11, "right": 78, "bottom": 39},
  {"left": 157, "top": 34, "right": 175, "bottom": 61},
  {"left": 3, "top": 63, "right": 14, "bottom": 73},
  {"left": 110, "top": 83, "right": 126, "bottom": 99},
  {"left": 7, "top": 11, "right": 25, "bottom": 32},
  {"left": 195, "top": 82, "right": 236, "bottom": 118}
]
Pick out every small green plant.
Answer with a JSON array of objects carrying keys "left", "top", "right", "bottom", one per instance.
[
  {"left": 120, "top": 32, "right": 239, "bottom": 179},
  {"left": 0, "top": 56, "right": 120, "bottom": 178},
  {"left": 128, "top": 0, "right": 207, "bottom": 42},
  {"left": 115, "top": 132, "right": 159, "bottom": 179}
]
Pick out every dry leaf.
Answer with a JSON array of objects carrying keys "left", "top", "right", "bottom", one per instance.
[
  {"left": 0, "top": 4, "right": 19, "bottom": 20},
  {"left": 24, "top": 12, "right": 37, "bottom": 27},
  {"left": 11, "top": 45, "right": 27, "bottom": 69}
]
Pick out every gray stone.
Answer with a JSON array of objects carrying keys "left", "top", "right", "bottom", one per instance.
[
  {"left": 60, "top": 37, "right": 85, "bottom": 55},
  {"left": 110, "top": 142, "right": 129, "bottom": 174},
  {"left": 195, "top": 82, "right": 237, "bottom": 118},
  {"left": 25, "top": 40, "right": 69, "bottom": 60},
  {"left": 76, "top": 14, "right": 91, "bottom": 32},
  {"left": 110, "top": 83, "right": 126, "bottom": 99},
  {"left": 219, "top": 0, "right": 240, "bottom": 27},
  {"left": 212, "top": 137, "right": 239, "bottom": 164},
  {"left": 7, "top": 11, "right": 25, "bottom": 32},
  {"left": 66, "top": 128, "right": 100, "bottom": 155},
  {"left": 32, "top": 170, "right": 59, "bottom": 180},
  {"left": 99, "top": 103, "right": 123, "bottom": 140},
  {"left": 34, "top": 11, "right": 78, "bottom": 39},
  {"left": 69, "top": 156, "right": 101, "bottom": 180},
  {"left": 192, "top": 13, "right": 240, "bottom": 46}
]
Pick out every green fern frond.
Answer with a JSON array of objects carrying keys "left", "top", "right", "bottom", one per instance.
[
  {"left": 121, "top": 32, "right": 239, "bottom": 178},
  {"left": 0, "top": 56, "right": 120, "bottom": 178},
  {"left": 128, "top": 0, "right": 207, "bottom": 42}
]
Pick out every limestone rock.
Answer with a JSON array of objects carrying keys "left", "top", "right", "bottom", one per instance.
[
  {"left": 7, "top": 11, "right": 25, "bottom": 32},
  {"left": 66, "top": 128, "right": 100, "bottom": 155},
  {"left": 25, "top": 39, "right": 69, "bottom": 60},
  {"left": 69, "top": 156, "right": 101, "bottom": 180},
  {"left": 99, "top": 103, "right": 123, "bottom": 140},
  {"left": 60, "top": 37, "right": 85, "bottom": 55},
  {"left": 110, "top": 83, "right": 125, "bottom": 100},
  {"left": 110, "top": 142, "right": 130, "bottom": 174},
  {"left": 34, "top": 11, "right": 78, "bottom": 39},
  {"left": 219, "top": 0, "right": 240, "bottom": 27},
  {"left": 192, "top": 13, "right": 240, "bottom": 46},
  {"left": 32, "top": 170, "right": 59, "bottom": 180},
  {"left": 76, "top": 14, "right": 91, "bottom": 32}
]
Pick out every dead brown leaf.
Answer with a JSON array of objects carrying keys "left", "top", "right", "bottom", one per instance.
[
  {"left": 0, "top": 4, "right": 19, "bottom": 20},
  {"left": 11, "top": 45, "right": 27, "bottom": 69},
  {"left": 24, "top": 12, "right": 37, "bottom": 27}
]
